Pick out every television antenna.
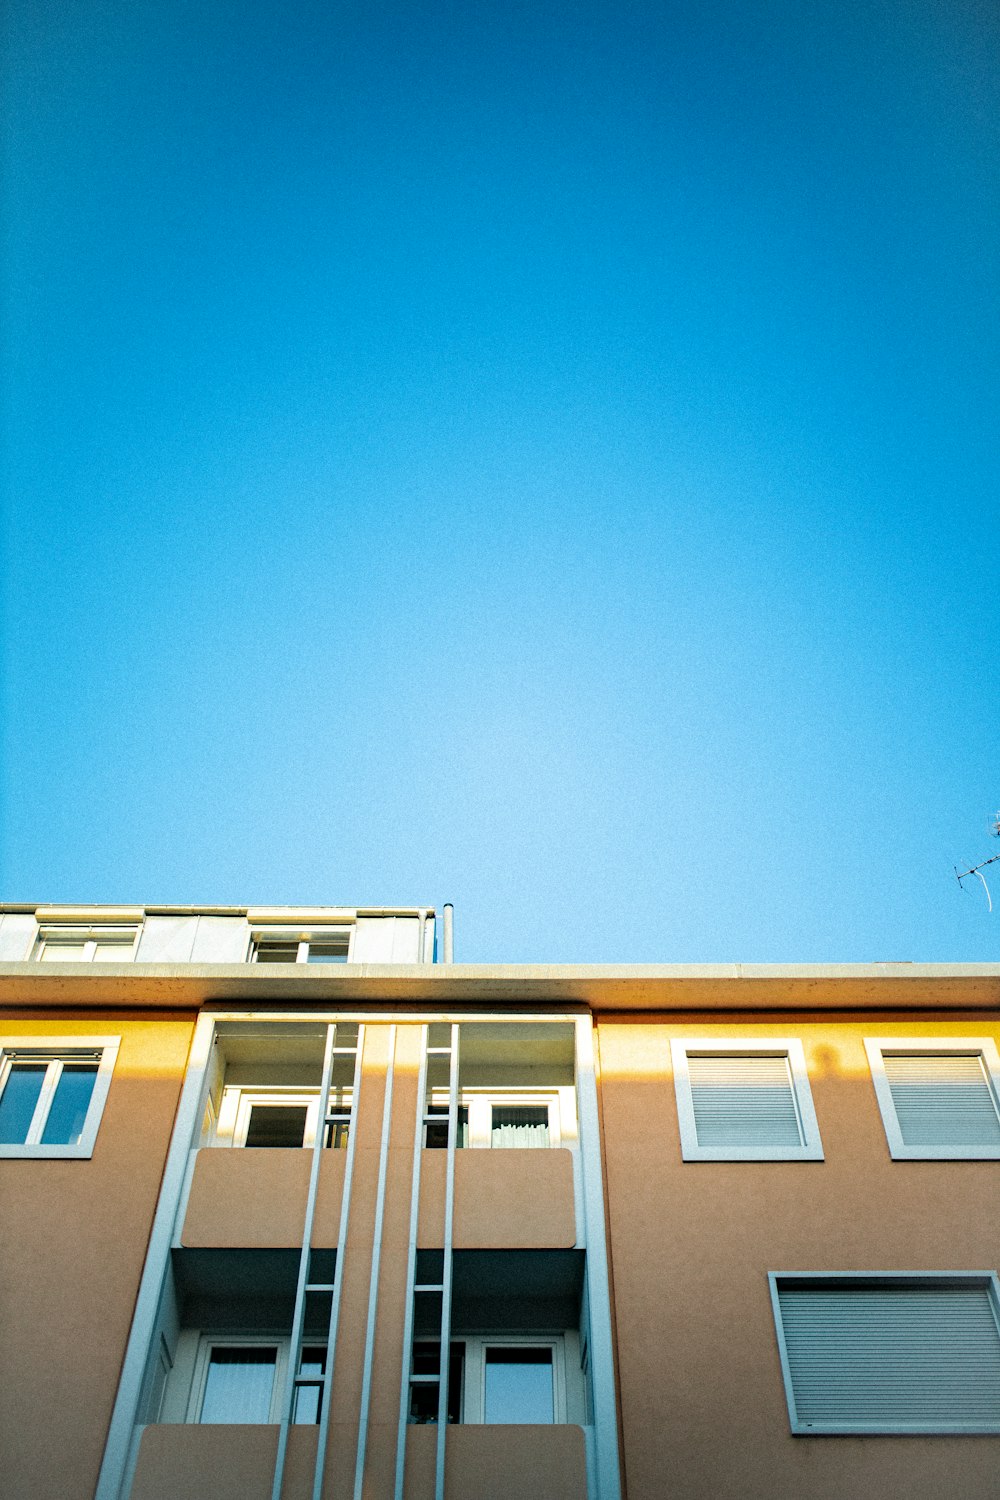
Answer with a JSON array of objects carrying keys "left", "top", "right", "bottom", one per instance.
[{"left": 955, "top": 813, "right": 1000, "bottom": 913}]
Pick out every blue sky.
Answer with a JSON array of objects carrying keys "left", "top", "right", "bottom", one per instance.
[{"left": 2, "top": 0, "right": 998, "bottom": 962}]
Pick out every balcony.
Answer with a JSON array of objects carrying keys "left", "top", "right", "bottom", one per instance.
[
  {"left": 129, "top": 1422, "right": 587, "bottom": 1500},
  {"left": 180, "top": 1020, "right": 579, "bottom": 1251}
]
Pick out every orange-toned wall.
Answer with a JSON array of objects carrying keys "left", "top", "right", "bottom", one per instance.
[
  {"left": 129, "top": 1421, "right": 586, "bottom": 1500},
  {"left": 596, "top": 1014, "right": 1000, "bottom": 1500},
  {"left": 0, "top": 1013, "right": 195, "bottom": 1500},
  {"left": 130, "top": 1424, "right": 318, "bottom": 1500},
  {"left": 182, "top": 1148, "right": 346, "bottom": 1246},
  {"left": 403, "top": 1422, "right": 587, "bottom": 1499}
]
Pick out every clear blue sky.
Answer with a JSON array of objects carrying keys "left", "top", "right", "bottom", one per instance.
[{"left": 2, "top": 0, "right": 998, "bottom": 962}]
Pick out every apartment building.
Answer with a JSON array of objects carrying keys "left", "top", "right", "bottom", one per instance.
[{"left": 2, "top": 902, "right": 1000, "bottom": 1500}]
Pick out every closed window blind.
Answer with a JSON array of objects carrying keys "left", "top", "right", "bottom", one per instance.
[
  {"left": 883, "top": 1053, "right": 1000, "bottom": 1149},
  {"left": 689, "top": 1053, "right": 803, "bottom": 1149},
  {"left": 777, "top": 1281, "right": 1000, "bottom": 1430}
]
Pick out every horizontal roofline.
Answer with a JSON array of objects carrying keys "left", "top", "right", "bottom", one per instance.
[
  {"left": 1, "top": 961, "right": 999, "bottom": 1012},
  {"left": 0, "top": 904, "right": 436, "bottom": 919}
]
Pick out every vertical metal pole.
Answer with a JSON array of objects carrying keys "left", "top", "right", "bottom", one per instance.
[
  {"left": 394, "top": 1024, "right": 430, "bottom": 1500},
  {"left": 312, "top": 1026, "right": 366, "bottom": 1500},
  {"left": 94, "top": 1012, "right": 217, "bottom": 1500},
  {"left": 442, "top": 905, "right": 454, "bottom": 964},
  {"left": 272, "top": 1024, "right": 337, "bottom": 1500},
  {"left": 574, "top": 1016, "right": 623, "bottom": 1500},
  {"left": 434, "top": 1023, "right": 459, "bottom": 1499},
  {"left": 353, "top": 1025, "right": 397, "bottom": 1500}
]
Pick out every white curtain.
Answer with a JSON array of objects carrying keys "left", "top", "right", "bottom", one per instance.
[
  {"left": 491, "top": 1107, "right": 549, "bottom": 1149},
  {"left": 200, "top": 1347, "right": 276, "bottom": 1422}
]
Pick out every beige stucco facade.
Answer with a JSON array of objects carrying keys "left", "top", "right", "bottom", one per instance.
[
  {"left": 597, "top": 1013, "right": 1000, "bottom": 1499},
  {"left": 0, "top": 1012, "right": 197, "bottom": 1500}
]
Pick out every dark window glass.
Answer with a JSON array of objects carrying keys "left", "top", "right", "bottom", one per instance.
[
  {"left": 408, "top": 1344, "right": 463, "bottom": 1423},
  {"left": 424, "top": 1104, "right": 469, "bottom": 1149},
  {"left": 0, "top": 1064, "right": 48, "bottom": 1144},
  {"left": 408, "top": 1381, "right": 440, "bottom": 1424},
  {"left": 41, "top": 1065, "right": 98, "bottom": 1146},
  {"left": 244, "top": 1104, "right": 308, "bottom": 1148}
]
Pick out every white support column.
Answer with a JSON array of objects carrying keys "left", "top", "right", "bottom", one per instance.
[
  {"left": 312, "top": 1026, "right": 367, "bottom": 1500},
  {"left": 394, "top": 1024, "right": 430, "bottom": 1500},
  {"left": 434, "top": 1023, "right": 460, "bottom": 1500},
  {"left": 353, "top": 1025, "right": 397, "bottom": 1500},
  {"left": 574, "top": 1016, "right": 623, "bottom": 1500},
  {"left": 94, "top": 1012, "right": 217, "bottom": 1500},
  {"left": 271, "top": 1024, "right": 338, "bottom": 1500}
]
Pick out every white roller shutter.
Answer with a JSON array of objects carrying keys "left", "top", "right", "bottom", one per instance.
[
  {"left": 689, "top": 1053, "right": 803, "bottom": 1149},
  {"left": 775, "top": 1278, "right": 1000, "bottom": 1432},
  {"left": 883, "top": 1052, "right": 1000, "bottom": 1149}
]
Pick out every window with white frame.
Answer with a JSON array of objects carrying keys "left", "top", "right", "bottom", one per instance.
[
  {"left": 252, "top": 929, "right": 352, "bottom": 964},
  {"left": 671, "top": 1039, "right": 823, "bottom": 1161},
  {"left": 423, "top": 1089, "right": 569, "bottom": 1149},
  {"left": 770, "top": 1273, "right": 1000, "bottom": 1434},
  {"left": 865, "top": 1038, "right": 1000, "bottom": 1159},
  {"left": 34, "top": 925, "right": 139, "bottom": 961},
  {"left": 0, "top": 1037, "right": 120, "bottom": 1157},
  {"left": 185, "top": 1336, "right": 327, "bottom": 1424},
  {"left": 211, "top": 1084, "right": 353, "bottom": 1149},
  {"left": 408, "top": 1335, "right": 575, "bottom": 1424}
]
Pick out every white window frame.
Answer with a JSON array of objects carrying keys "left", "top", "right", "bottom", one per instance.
[
  {"left": 231, "top": 1089, "right": 320, "bottom": 1148},
  {"left": 424, "top": 1087, "right": 569, "bottom": 1148},
  {"left": 187, "top": 1335, "right": 286, "bottom": 1423},
  {"left": 671, "top": 1038, "right": 824, "bottom": 1162},
  {"left": 34, "top": 926, "right": 139, "bottom": 962},
  {"left": 460, "top": 1335, "right": 568, "bottom": 1424},
  {"left": 0, "top": 1036, "right": 121, "bottom": 1158},
  {"left": 409, "top": 1333, "right": 577, "bottom": 1424},
  {"left": 250, "top": 927, "right": 354, "bottom": 964},
  {"left": 769, "top": 1271, "right": 1000, "bottom": 1435},
  {"left": 210, "top": 1084, "right": 353, "bottom": 1148},
  {"left": 865, "top": 1037, "right": 1000, "bottom": 1160},
  {"left": 186, "top": 1334, "right": 327, "bottom": 1423}
]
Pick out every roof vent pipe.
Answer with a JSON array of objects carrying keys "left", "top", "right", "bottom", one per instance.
[{"left": 442, "top": 903, "right": 454, "bottom": 964}]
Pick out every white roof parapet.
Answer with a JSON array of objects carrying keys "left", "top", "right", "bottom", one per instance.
[{"left": 8, "top": 904, "right": 436, "bottom": 921}]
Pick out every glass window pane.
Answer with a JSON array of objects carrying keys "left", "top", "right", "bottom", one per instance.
[
  {"left": 41, "top": 1065, "right": 99, "bottom": 1146},
  {"left": 408, "top": 1381, "right": 440, "bottom": 1424},
  {"left": 306, "top": 943, "right": 349, "bottom": 964},
  {"left": 484, "top": 1348, "right": 553, "bottom": 1424},
  {"left": 93, "top": 941, "right": 133, "bottom": 961},
  {"left": 0, "top": 1064, "right": 48, "bottom": 1144},
  {"left": 255, "top": 943, "right": 299, "bottom": 963},
  {"left": 40, "top": 943, "right": 87, "bottom": 961},
  {"left": 244, "top": 1104, "right": 308, "bottom": 1148},
  {"left": 423, "top": 1105, "right": 469, "bottom": 1149},
  {"left": 200, "top": 1347, "right": 277, "bottom": 1423}
]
